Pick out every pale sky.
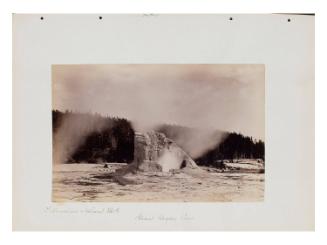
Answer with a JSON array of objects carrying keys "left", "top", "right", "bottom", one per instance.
[{"left": 52, "top": 64, "right": 265, "bottom": 140}]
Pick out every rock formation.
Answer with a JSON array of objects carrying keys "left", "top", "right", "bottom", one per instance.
[
  {"left": 134, "top": 131, "right": 198, "bottom": 172},
  {"left": 111, "top": 131, "right": 199, "bottom": 185}
]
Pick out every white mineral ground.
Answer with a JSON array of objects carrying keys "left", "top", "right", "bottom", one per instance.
[{"left": 52, "top": 160, "right": 265, "bottom": 202}]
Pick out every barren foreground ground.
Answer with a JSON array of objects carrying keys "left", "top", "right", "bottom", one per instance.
[{"left": 53, "top": 163, "right": 264, "bottom": 202}]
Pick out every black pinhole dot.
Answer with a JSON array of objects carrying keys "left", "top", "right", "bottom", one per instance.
[
  {"left": 99, "top": 16, "right": 102, "bottom": 20},
  {"left": 229, "top": 17, "right": 233, "bottom": 21},
  {"left": 288, "top": 18, "right": 291, "bottom": 22},
  {"left": 40, "top": 16, "right": 44, "bottom": 20}
]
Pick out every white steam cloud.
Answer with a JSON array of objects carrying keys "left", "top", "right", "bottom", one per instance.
[
  {"left": 158, "top": 149, "right": 183, "bottom": 172},
  {"left": 52, "top": 64, "right": 264, "bottom": 163},
  {"left": 166, "top": 129, "right": 227, "bottom": 159},
  {"left": 53, "top": 114, "right": 108, "bottom": 164}
]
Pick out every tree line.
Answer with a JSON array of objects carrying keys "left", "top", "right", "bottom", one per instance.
[
  {"left": 195, "top": 132, "right": 264, "bottom": 167},
  {"left": 53, "top": 110, "right": 134, "bottom": 163},
  {"left": 157, "top": 124, "right": 264, "bottom": 167},
  {"left": 52, "top": 110, "right": 264, "bottom": 165}
]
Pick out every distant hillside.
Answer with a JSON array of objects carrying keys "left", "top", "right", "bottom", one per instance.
[
  {"left": 157, "top": 124, "right": 264, "bottom": 167},
  {"left": 52, "top": 110, "right": 264, "bottom": 165},
  {"left": 53, "top": 110, "right": 134, "bottom": 163}
]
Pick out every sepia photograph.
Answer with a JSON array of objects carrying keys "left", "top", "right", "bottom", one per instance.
[
  {"left": 52, "top": 64, "right": 265, "bottom": 202},
  {"left": 12, "top": 13, "right": 315, "bottom": 232}
]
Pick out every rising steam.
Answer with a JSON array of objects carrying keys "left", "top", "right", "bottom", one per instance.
[
  {"left": 53, "top": 114, "right": 108, "bottom": 164},
  {"left": 52, "top": 64, "right": 264, "bottom": 164},
  {"left": 166, "top": 129, "right": 226, "bottom": 159},
  {"left": 158, "top": 149, "right": 183, "bottom": 172}
]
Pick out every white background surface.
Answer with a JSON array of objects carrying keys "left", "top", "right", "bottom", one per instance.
[
  {"left": 12, "top": 13, "right": 314, "bottom": 231},
  {"left": 1, "top": 0, "right": 325, "bottom": 244}
]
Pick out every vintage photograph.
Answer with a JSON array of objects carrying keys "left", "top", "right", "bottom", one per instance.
[{"left": 52, "top": 64, "right": 265, "bottom": 202}]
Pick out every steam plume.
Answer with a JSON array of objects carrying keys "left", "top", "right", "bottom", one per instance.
[
  {"left": 52, "top": 64, "right": 264, "bottom": 163},
  {"left": 53, "top": 114, "right": 108, "bottom": 164}
]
